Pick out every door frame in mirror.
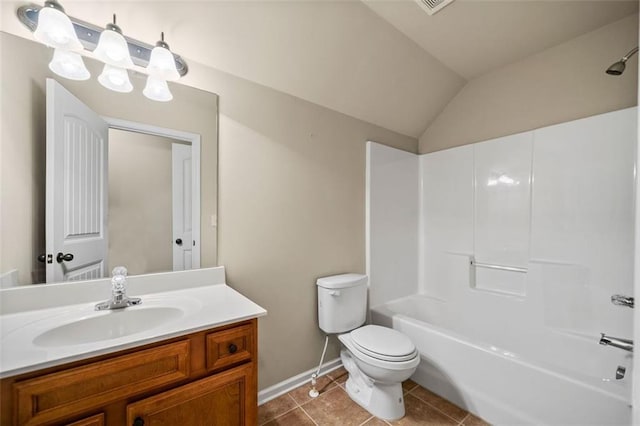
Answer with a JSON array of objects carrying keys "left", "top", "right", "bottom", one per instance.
[{"left": 104, "top": 117, "right": 202, "bottom": 272}]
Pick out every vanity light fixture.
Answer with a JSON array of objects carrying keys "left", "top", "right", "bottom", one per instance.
[
  {"left": 98, "top": 64, "right": 133, "bottom": 93},
  {"left": 48, "top": 49, "right": 90, "bottom": 80},
  {"left": 93, "top": 15, "right": 134, "bottom": 69},
  {"left": 143, "top": 76, "right": 173, "bottom": 102},
  {"left": 143, "top": 32, "right": 177, "bottom": 102},
  {"left": 32, "top": 0, "right": 82, "bottom": 51},
  {"left": 85, "top": 14, "right": 135, "bottom": 93},
  {"left": 147, "top": 32, "right": 180, "bottom": 81},
  {"left": 17, "top": 2, "right": 189, "bottom": 101}
]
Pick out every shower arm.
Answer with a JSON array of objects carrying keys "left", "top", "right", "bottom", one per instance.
[{"left": 621, "top": 47, "right": 639, "bottom": 62}]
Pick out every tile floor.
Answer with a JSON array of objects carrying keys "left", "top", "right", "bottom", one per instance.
[{"left": 258, "top": 367, "right": 491, "bottom": 426}]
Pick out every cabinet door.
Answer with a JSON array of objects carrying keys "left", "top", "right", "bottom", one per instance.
[{"left": 127, "top": 363, "right": 255, "bottom": 426}]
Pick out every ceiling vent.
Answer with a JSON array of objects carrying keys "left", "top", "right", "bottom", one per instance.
[{"left": 414, "top": 0, "right": 455, "bottom": 15}]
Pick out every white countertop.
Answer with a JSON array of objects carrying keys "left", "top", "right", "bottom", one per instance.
[{"left": 0, "top": 268, "right": 266, "bottom": 378}]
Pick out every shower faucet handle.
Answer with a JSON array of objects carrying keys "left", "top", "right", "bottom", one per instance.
[
  {"left": 611, "top": 294, "right": 634, "bottom": 308},
  {"left": 599, "top": 333, "right": 633, "bottom": 352}
]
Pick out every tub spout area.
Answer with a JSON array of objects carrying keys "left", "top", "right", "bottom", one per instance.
[{"left": 599, "top": 333, "right": 633, "bottom": 352}]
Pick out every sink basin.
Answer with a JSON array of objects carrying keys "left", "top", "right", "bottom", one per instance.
[{"left": 33, "top": 307, "right": 184, "bottom": 347}]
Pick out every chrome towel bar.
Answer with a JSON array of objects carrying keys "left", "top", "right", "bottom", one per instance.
[{"left": 470, "top": 259, "right": 528, "bottom": 273}]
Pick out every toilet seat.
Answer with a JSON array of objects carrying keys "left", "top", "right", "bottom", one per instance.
[
  {"left": 351, "top": 325, "right": 417, "bottom": 362},
  {"left": 338, "top": 328, "right": 419, "bottom": 371}
]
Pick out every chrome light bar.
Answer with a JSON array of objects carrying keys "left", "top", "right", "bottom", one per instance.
[{"left": 17, "top": 4, "right": 188, "bottom": 77}]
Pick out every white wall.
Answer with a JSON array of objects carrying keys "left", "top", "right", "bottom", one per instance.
[{"left": 366, "top": 142, "right": 419, "bottom": 308}]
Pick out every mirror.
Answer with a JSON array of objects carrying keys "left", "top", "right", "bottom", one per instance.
[{"left": 0, "top": 32, "right": 218, "bottom": 286}]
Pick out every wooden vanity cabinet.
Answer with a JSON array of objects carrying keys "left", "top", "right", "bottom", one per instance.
[{"left": 0, "top": 319, "right": 257, "bottom": 426}]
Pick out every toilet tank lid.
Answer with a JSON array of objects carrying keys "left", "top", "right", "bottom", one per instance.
[{"left": 316, "top": 273, "right": 367, "bottom": 289}]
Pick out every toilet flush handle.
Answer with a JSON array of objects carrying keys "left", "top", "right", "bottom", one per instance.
[{"left": 330, "top": 290, "right": 341, "bottom": 297}]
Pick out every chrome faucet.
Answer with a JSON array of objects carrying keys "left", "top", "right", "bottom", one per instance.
[
  {"left": 599, "top": 333, "right": 633, "bottom": 352},
  {"left": 95, "top": 266, "right": 142, "bottom": 310},
  {"left": 611, "top": 294, "right": 634, "bottom": 308}
]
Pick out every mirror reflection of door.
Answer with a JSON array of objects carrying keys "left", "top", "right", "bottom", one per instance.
[
  {"left": 46, "top": 79, "right": 109, "bottom": 283},
  {"left": 47, "top": 79, "right": 200, "bottom": 283},
  {"left": 171, "top": 143, "right": 193, "bottom": 271}
]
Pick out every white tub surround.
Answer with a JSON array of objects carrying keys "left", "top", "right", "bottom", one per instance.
[
  {"left": 366, "top": 142, "right": 419, "bottom": 307},
  {"left": 0, "top": 266, "right": 267, "bottom": 378},
  {"left": 366, "top": 107, "right": 636, "bottom": 425},
  {"left": 372, "top": 297, "right": 631, "bottom": 425}
]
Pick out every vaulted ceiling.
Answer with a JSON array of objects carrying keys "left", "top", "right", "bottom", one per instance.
[
  {"left": 2, "top": 1, "right": 637, "bottom": 138},
  {"left": 364, "top": 0, "right": 639, "bottom": 80}
]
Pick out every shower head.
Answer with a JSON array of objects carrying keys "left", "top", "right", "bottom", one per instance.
[
  {"left": 606, "top": 61, "right": 626, "bottom": 76},
  {"left": 606, "top": 47, "right": 638, "bottom": 76}
]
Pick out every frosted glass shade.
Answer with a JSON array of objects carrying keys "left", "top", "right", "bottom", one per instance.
[
  {"left": 48, "top": 49, "right": 90, "bottom": 80},
  {"left": 34, "top": 6, "right": 82, "bottom": 51},
  {"left": 143, "top": 76, "right": 173, "bottom": 102},
  {"left": 98, "top": 64, "right": 133, "bottom": 93},
  {"left": 146, "top": 45, "right": 180, "bottom": 81},
  {"left": 93, "top": 29, "right": 134, "bottom": 68}
]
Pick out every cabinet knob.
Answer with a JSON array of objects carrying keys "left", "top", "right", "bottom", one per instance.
[
  {"left": 133, "top": 417, "right": 145, "bottom": 426},
  {"left": 228, "top": 343, "right": 238, "bottom": 354}
]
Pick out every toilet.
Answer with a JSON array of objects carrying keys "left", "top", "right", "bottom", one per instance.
[{"left": 316, "top": 274, "right": 419, "bottom": 421}]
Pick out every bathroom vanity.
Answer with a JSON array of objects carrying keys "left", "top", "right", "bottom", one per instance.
[{"left": 0, "top": 267, "right": 266, "bottom": 426}]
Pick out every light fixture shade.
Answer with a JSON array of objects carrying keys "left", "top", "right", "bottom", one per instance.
[
  {"left": 48, "top": 49, "right": 90, "bottom": 80},
  {"left": 34, "top": 5, "right": 83, "bottom": 51},
  {"left": 143, "top": 76, "right": 173, "bottom": 102},
  {"left": 147, "top": 45, "right": 180, "bottom": 81},
  {"left": 98, "top": 64, "right": 133, "bottom": 93},
  {"left": 93, "top": 27, "right": 134, "bottom": 68}
]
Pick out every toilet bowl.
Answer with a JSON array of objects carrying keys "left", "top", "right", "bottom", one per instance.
[
  {"left": 338, "top": 325, "right": 420, "bottom": 421},
  {"left": 316, "top": 274, "right": 420, "bottom": 420}
]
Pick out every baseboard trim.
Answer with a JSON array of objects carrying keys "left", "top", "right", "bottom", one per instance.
[{"left": 258, "top": 358, "right": 342, "bottom": 405}]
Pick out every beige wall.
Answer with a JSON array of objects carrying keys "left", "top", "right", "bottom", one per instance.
[
  {"left": 0, "top": 32, "right": 218, "bottom": 285},
  {"left": 420, "top": 14, "right": 639, "bottom": 153},
  {"left": 0, "top": 0, "right": 464, "bottom": 138},
  {"left": 108, "top": 130, "right": 174, "bottom": 275},
  {"left": 180, "top": 62, "right": 417, "bottom": 389},
  {"left": 1, "top": 31, "right": 417, "bottom": 389}
]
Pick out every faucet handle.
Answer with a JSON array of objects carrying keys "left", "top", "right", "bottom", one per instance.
[
  {"left": 111, "top": 266, "right": 128, "bottom": 293},
  {"left": 111, "top": 274, "right": 126, "bottom": 292},
  {"left": 611, "top": 294, "right": 634, "bottom": 308},
  {"left": 112, "top": 266, "right": 128, "bottom": 277}
]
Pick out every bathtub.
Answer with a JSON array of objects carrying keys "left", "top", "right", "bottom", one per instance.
[{"left": 370, "top": 295, "right": 632, "bottom": 425}]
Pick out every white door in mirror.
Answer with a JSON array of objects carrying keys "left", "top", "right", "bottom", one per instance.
[
  {"left": 46, "top": 79, "right": 109, "bottom": 283},
  {"left": 172, "top": 143, "right": 194, "bottom": 270}
]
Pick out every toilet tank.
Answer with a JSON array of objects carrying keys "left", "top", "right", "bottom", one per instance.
[{"left": 316, "top": 273, "right": 367, "bottom": 334}]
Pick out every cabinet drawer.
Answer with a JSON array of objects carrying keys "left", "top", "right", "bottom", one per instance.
[
  {"left": 206, "top": 323, "right": 254, "bottom": 372},
  {"left": 14, "top": 340, "right": 190, "bottom": 425},
  {"left": 66, "top": 413, "right": 105, "bottom": 426}
]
